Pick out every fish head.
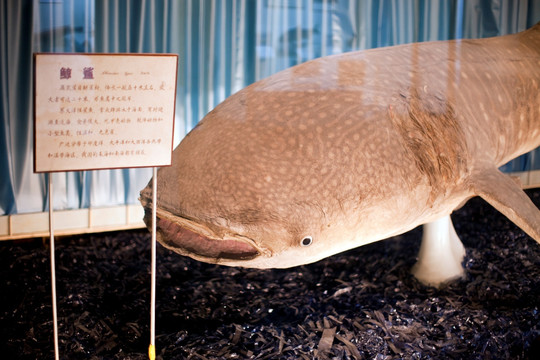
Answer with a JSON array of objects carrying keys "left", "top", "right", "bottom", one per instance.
[{"left": 139, "top": 84, "right": 371, "bottom": 268}]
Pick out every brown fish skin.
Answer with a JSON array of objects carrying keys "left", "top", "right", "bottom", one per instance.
[{"left": 140, "top": 23, "right": 540, "bottom": 269}]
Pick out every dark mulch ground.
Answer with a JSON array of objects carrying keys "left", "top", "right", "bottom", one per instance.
[{"left": 1, "top": 191, "right": 540, "bottom": 359}]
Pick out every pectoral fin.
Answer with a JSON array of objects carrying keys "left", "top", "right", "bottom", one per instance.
[{"left": 471, "top": 167, "right": 540, "bottom": 243}]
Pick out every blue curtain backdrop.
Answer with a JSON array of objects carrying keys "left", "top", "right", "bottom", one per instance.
[{"left": 1, "top": 0, "right": 540, "bottom": 215}]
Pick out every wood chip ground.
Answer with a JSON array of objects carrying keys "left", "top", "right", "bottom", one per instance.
[{"left": 1, "top": 191, "right": 539, "bottom": 359}]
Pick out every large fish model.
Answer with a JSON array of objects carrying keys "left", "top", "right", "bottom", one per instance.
[{"left": 140, "top": 23, "right": 540, "bottom": 286}]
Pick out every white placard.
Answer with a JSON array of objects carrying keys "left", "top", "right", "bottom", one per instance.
[{"left": 34, "top": 53, "right": 178, "bottom": 172}]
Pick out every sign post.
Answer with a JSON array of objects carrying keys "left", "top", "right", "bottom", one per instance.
[
  {"left": 48, "top": 175, "right": 59, "bottom": 360},
  {"left": 149, "top": 166, "right": 158, "bottom": 360},
  {"left": 34, "top": 53, "right": 178, "bottom": 360}
]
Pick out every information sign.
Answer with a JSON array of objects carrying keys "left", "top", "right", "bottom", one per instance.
[{"left": 34, "top": 53, "right": 177, "bottom": 172}]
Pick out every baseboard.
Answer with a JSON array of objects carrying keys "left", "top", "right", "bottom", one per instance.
[{"left": 0, "top": 205, "right": 146, "bottom": 241}]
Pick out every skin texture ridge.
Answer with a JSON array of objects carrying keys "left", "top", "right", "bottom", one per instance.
[{"left": 140, "top": 22, "right": 540, "bottom": 269}]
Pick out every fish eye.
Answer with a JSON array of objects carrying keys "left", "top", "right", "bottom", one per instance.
[{"left": 301, "top": 236, "right": 313, "bottom": 247}]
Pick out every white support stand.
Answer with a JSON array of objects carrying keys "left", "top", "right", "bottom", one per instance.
[
  {"left": 48, "top": 173, "right": 60, "bottom": 360},
  {"left": 148, "top": 167, "right": 157, "bottom": 360},
  {"left": 411, "top": 215, "right": 466, "bottom": 288}
]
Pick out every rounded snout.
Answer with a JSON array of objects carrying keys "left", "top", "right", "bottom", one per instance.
[{"left": 140, "top": 197, "right": 262, "bottom": 263}]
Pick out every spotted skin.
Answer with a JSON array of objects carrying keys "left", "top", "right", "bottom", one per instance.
[{"left": 140, "top": 23, "right": 540, "bottom": 269}]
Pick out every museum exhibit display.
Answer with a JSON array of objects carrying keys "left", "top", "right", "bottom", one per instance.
[{"left": 1, "top": 1, "right": 539, "bottom": 359}]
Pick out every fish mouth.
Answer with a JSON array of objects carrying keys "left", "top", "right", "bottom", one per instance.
[{"left": 141, "top": 204, "right": 262, "bottom": 263}]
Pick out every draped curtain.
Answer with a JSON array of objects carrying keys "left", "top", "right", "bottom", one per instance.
[{"left": 1, "top": 0, "right": 539, "bottom": 216}]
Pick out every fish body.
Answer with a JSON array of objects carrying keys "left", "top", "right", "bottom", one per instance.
[{"left": 140, "top": 23, "right": 540, "bottom": 270}]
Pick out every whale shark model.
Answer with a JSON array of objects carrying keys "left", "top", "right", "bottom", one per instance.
[{"left": 140, "top": 23, "right": 540, "bottom": 287}]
